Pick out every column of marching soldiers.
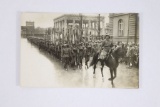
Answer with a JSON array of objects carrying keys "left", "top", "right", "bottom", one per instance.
[{"left": 27, "top": 36, "right": 139, "bottom": 71}]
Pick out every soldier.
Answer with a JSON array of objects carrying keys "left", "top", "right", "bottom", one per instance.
[
  {"left": 98, "top": 34, "right": 113, "bottom": 60},
  {"left": 92, "top": 42, "right": 99, "bottom": 55},
  {"left": 126, "top": 44, "right": 134, "bottom": 68},
  {"left": 62, "top": 43, "right": 70, "bottom": 71},
  {"left": 70, "top": 43, "right": 78, "bottom": 69},
  {"left": 77, "top": 42, "right": 84, "bottom": 69},
  {"left": 57, "top": 44, "right": 60, "bottom": 59},
  {"left": 85, "top": 42, "right": 92, "bottom": 56},
  {"left": 84, "top": 42, "right": 92, "bottom": 68}
]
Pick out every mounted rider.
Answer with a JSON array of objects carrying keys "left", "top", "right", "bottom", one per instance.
[{"left": 98, "top": 34, "right": 113, "bottom": 60}]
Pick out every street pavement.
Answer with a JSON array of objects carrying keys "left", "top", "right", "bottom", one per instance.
[{"left": 20, "top": 38, "right": 139, "bottom": 88}]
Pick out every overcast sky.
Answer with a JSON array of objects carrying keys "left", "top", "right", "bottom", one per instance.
[{"left": 21, "top": 12, "right": 109, "bottom": 28}]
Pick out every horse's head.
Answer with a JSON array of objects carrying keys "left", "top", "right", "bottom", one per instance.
[{"left": 112, "top": 44, "right": 126, "bottom": 59}]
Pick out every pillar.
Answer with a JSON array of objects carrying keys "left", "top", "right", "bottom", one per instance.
[{"left": 102, "top": 19, "right": 105, "bottom": 35}]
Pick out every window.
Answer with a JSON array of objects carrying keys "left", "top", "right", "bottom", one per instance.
[{"left": 118, "top": 19, "right": 124, "bottom": 36}]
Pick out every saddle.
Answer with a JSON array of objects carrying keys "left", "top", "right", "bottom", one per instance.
[{"left": 98, "top": 48, "right": 112, "bottom": 60}]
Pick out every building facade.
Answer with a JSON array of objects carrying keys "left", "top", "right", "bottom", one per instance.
[
  {"left": 21, "top": 26, "right": 26, "bottom": 37},
  {"left": 53, "top": 14, "right": 105, "bottom": 44},
  {"left": 105, "top": 23, "right": 110, "bottom": 35},
  {"left": 109, "top": 13, "right": 139, "bottom": 44},
  {"left": 21, "top": 21, "right": 52, "bottom": 40},
  {"left": 26, "top": 21, "right": 35, "bottom": 37},
  {"left": 34, "top": 27, "right": 46, "bottom": 38}
]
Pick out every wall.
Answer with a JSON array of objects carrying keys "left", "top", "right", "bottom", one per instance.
[
  {"left": 113, "top": 14, "right": 129, "bottom": 37},
  {"left": 109, "top": 14, "right": 139, "bottom": 43}
]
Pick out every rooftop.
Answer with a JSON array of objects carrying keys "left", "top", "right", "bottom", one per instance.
[{"left": 54, "top": 14, "right": 105, "bottom": 21}]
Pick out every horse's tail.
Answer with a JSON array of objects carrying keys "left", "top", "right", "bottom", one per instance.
[{"left": 90, "top": 53, "right": 99, "bottom": 67}]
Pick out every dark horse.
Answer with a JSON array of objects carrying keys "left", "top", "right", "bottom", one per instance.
[{"left": 90, "top": 46, "right": 125, "bottom": 87}]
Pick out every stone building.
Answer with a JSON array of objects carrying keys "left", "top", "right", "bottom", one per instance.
[
  {"left": 34, "top": 27, "right": 46, "bottom": 38},
  {"left": 109, "top": 13, "right": 139, "bottom": 44},
  {"left": 21, "top": 21, "right": 52, "bottom": 40},
  {"left": 105, "top": 23, "right": 110, "bottom": 35},
  {"left": 21, "top": 26, "right": 26, "bottom": 37},
  {"left": 53, "top": 14, "right": 105, "bottom": 43},
  {"left": 45, "top": 27, "right": 53, "bottom": 41},
  {"left": 25, "top": 21, "right": 35, "bottom": 37}
]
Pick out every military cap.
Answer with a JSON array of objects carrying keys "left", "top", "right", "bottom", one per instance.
[{"left": 105, "top": 34, "right": 110, "bottom": 39}]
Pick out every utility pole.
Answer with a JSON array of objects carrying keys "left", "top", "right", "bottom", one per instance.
[
  {"left": 127, "top": 13, "right": 130, "bottom": 44},
  {"left": 98, "top": 14, "right": 101, "bottom": 39},
  {"left": 62, "top": 28, "right": 64, "bottom": 44},
  {"left": 79, "top": 13, "right": 83, "bottom": 43},
  {"left": 135, "top": 13, "right": 138, "bottom": 44}
]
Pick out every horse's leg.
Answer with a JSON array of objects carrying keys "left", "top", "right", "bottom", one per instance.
[
  {"left": 113, "top": 68, "right": 117, "bottom": 79},
  {"left": 93, "top": 64, "right": 96, "bottom": 78},
  {"left": 87, "top": 57, "right": 89, "bottom": 69},
  {"left": 85, "top": 56, "right": 88, "bottom": 68},
  {"left": 73, "top": 57, "right": 76, "bottom": 70},
  {"left": 64, "top": 57, "right": 66, "bottom": 69},
  {"left": 101, "top": 60, "right": 104, "bottom": 82},
  {"left": 80, "top": 56, "right": 82, "bottom": 69},
  {"left": 108, "top": 68, "right": 114, "bottom": 81},
  {"left": 79, "top": 57, "right": 81, "bottom": 69},
  {"left": 66, "top": 57, "right": 69, "bottom": 71},
  {"left": 75, "top": 56, "right": 78, "bottom": 69},
  {"left": 77, "top": 56, "right": 79, "bottom": 69},
  {"left": 85, "top": 56, "right": 89, "bottom": 69},
  {"left": 79, "top": 56, "right": 81, "bottom": 69},
  {"left": 109, "top": 68, "right": 114, "bottom": 87}
]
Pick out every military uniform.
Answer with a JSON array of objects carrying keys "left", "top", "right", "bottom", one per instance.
[
  {"left": 78, "top": 43, "right": 84, "bottom": 57},
  {"left": 99, "top": 35, "right": 113, "bottom": 59},
  {"left": 57, "top": 45, "right": 61, "bottom": 59},
  {"left": 126, "top": 44, "right": 134, "bottom": 68},
  {"left": 84, "top": 43, "right": 92, "bottom": 68},
  {"left": 71, "top": 44, "right": 78, "bottom": 67},
  {"left": 92, "top": 43, "right": 99, "bottom": 55},
  {"left": 86, "top": 43, "right": 92, "bottom": 56},
  {"left": 77, "top": 43, "right": 84, "bottom": 67},
  {"left": 62, "top": 44, "right": 70, "bottom": 70},
  {"left": 101, "top": 39, "right": 112, "bottom": 51}
]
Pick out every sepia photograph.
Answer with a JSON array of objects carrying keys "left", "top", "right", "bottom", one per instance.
[
  {"left": 20, "top": 13, "right": 139, "bottom": 88},
  {"left": 2, "top": 0, "right": 160, "bottom": 106}
]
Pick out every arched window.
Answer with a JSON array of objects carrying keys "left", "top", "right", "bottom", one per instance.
[{"left": 118, "top": 19, "right": 124, "bottom": 36}]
